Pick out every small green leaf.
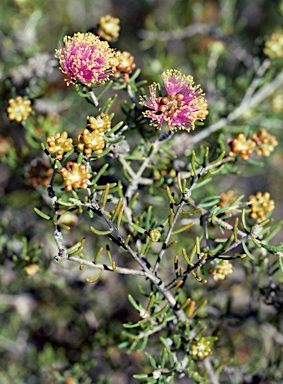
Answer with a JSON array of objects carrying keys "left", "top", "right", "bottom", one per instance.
[
  {"left": 67, "top": 238, "right": 85, "bottom": 254},
  {"left": 133, "top": 374, "right": 150, "bottom": 380},
  {"left": 92, "top": 163, "right": 109, "bottom": 184},
  {"left": 34, "top": 208, "right": 51, "bottom": 220},
  {"left": 100, "top": 95, "right": 117, "bottom": 113},
  {"left": 209, "top": 151, "right": 226, "bottom": 165},
  {"left": 130, "top": 222, "right": 146, "bottom": 234},
  {"left": 136, "top": 336, "right": 148, "bottom": 352},
  {"left": 145, "top": 352, "right": 157, "bottom": 369},
  {"left": 177, "top": 172, "right": 184, "bottom": 193},
  {"left": 123, "top": 155, "right": 146, "bottom": 161},
  {"left": 172, "top": 222, "right": 194, "bottom": 234},
  {"left": 90, "top": 226, "right": 112, "bottom": 236},
  {"left": 85, "top": 269, "right": 103, "bottom": 283},
  {"left": 105, "top": 121, "right": 124, "bottom": 136},
  {"left": 161, "top": 348, "right": 168, "bottom": 368},
  {"left": 123, "top": 322, "right": 141, "bottom": 329},
  {"left": 118, "top": 341, "right": 129, "bottom": 349},
  {"left": 242, "top": 241, "right": 255, "bottom": 259},
  {"left": 121, "top": 330, "right": 138, "bottom": 339},
  {"left": 128, "top": 294, "right": 142, "bottom": 311},
  {"left": 160, "top": 145, "right": 177, "bottom": 159},
  {"left": 151, "top": 305, "right": 169, "bottom": 319},
  {"left": 260, "top": 242, "right": 283, "bottom": 252}
]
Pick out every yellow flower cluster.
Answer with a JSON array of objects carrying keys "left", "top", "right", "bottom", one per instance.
[
  {"left": 77, "top": 114, "right": 111, "bottom": 157},
  {"left": 46, "top": 131, "right": 73, "bottom": 160},
  {"left": 59, "top": 162, "right": 91, "bottom": 191},
  {"left": 98, "top": 15, "right": 120, "bottom": 42},
  {"left": 191, "top": 337, "right": 212, "bottom": 360},
  {"left": 218, "top": 190, "right": 240, "bottom": 216},
  {"left": 228, "top": 133, "right": 256, "bottom": 161},
  {"left": 251, "top": 128, "right": 278, "bottom": 157},
  {"left": 209, "top": 259, "right": 233, "bottom": 281},
  {"left": 112, "top": 50, "right": 136, "bottom": 81},
  {"left": 7, "top": 96, "right": 32, "bottom": 123},
  {"left": 264, "top": 31, "right": 283, "bottom": 59},
  {"left": 229, "top": 129, "right": 278, "bottom": 160},
  {"left": 249, "top": 192, "right": 275, "bottom": 222}
]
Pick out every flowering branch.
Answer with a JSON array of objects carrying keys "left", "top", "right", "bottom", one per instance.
[{"left": 26, "top": 21, "right": 283, "bottom": 383}]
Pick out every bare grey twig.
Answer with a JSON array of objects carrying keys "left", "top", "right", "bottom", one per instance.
[{"left": 47, "top": 170, "right": 68, "bottom": 261}]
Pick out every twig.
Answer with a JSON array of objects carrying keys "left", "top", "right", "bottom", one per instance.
[
  {"left": 153, "top": 200, "right": 185, "bottom": 274},
  {"left": 204, "top": 358, "right": 220, "bottom": 384},
  {"left": 68, "top": 255, "right": 153, "bottom": 278},
  {"left": 47, "top": 170, "right": 68, "bottom": 261},
  {"left": 154, "top": 167, "right": 206, "bottom": 274},
  {"left": 88, "top": 89, "right": 100, "bottom": 109},
  {"left": 118, "top": 156, "right": 137, "bottom": 179},
  {"left": 134, "top": 318, "right": 175, "bottom": 340},
  {"left": 118, "top": 138, "right": 161, "bottom": 229},
  {"left": 249, "top": 118, "right": 283, "bottom": 129},
  {"left": 241, "top": 59, "right": 271, "bottom": 104},
  {"left": 123, "top": 138, "right": 161, "bottom": 204}
]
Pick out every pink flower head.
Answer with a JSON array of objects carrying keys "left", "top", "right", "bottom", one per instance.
[
  {"left": 141, "top": 70, "right": 208, "bottom": 132},
  {"left": 55, "top": 32, "right": 116, "bottom": 86}
]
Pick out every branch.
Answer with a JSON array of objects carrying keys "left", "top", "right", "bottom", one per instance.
[
  {"left": 204, "top": 358, "right": 220, "bottom": 384},
  {"left": 47, "top": 170, "right": 68, "bottom": 261},
  {"left": 154, "top": 167, "right": 207, "bottom": 274},
  {"left": 68, "top": 197, "right": 188, "bottom": 322},
  {"left": 122, "top": 138, "right": 161, "bottom": 204},
  {"left": 153, "top": 200, "right": 185, "bottom": 274},
  {"left": 67, "top": 255, "right": 152, "bottom": 278}
]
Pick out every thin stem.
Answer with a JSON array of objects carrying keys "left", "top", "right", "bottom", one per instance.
[
  {"left": 47, "top": 169, "right": 68, "bottom": 261},
  {"left": 134, "top": 318, "right": 175, "bottom": 340},
  {"left": 123, "top": 138, "right": 161, "bottom": 204},
  {"left": 68, "top": 256, "right": 153, "bottom": 278},
  {"left": 204, "top": 358, "right": 220, "bottom": 384},
  {"left": 154, "top": 167, "right": 206, "bottom": 274},
  {"left": 153, "top": 200, "right": 185, "bottom": 274},
  {"left": 241, "top": 59, "right": 271, "bottom": 104},
  {"left": 118, "top": 139, "right": 161, "bottom": 228},
  {"left": 88, "top": 89, "right": 100, "bottom": 109},
  {"left": 118, "top": 156, "right": 137, "bottom": 179}
]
